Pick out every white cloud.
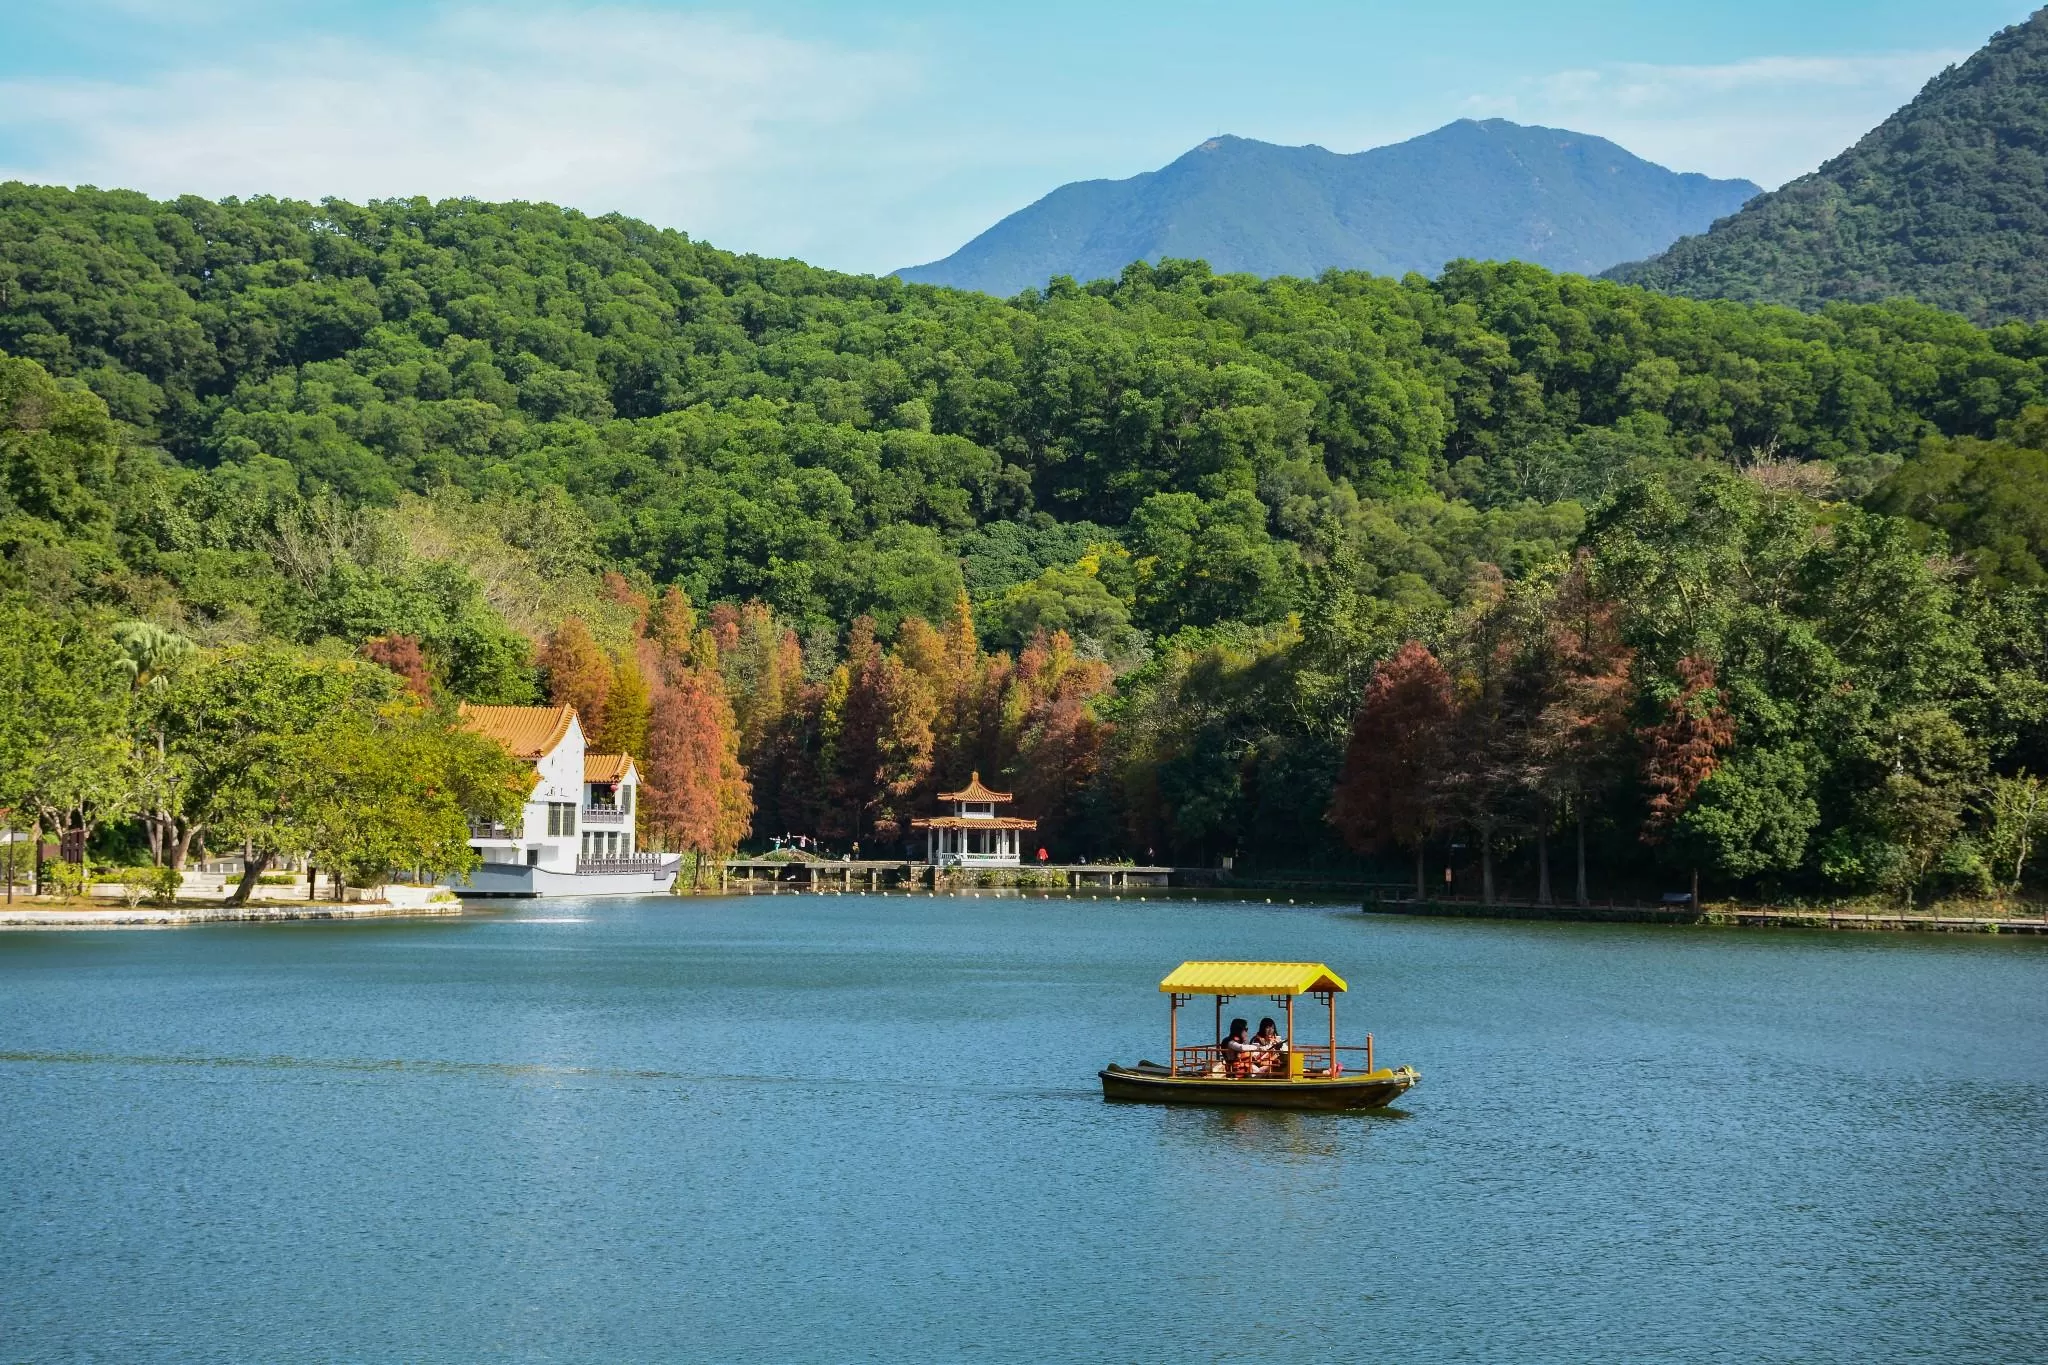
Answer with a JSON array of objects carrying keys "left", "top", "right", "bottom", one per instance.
[
  {"left": 1466, "top": 49, "right": 1969, "bottom": 187},
  {"left": 0, "top": 6, "right": 913, "bottom": 265}
]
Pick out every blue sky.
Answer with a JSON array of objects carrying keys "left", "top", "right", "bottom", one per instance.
[{"left": 0, "top": 1, "right": 2037, "bottom": 273}]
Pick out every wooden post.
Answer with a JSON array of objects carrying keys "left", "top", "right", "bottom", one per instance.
[
  {"left": 1327, "top": 991, "right": 1337, "bottom": 1076},
  {"left": 1284, "top": 995, "right": 1294, "bottom": 1053},
  {"left": 1169, "top": 994, "right": 1179, "bottom": 1076},
  {"left": 1367, "top": 1032, "right": 1374, "bottom": 1074}
]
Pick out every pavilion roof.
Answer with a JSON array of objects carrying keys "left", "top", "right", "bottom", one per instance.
[
  {"left": 938, "top": 771, "right": 1012, "bottom": 803},
  {"left": 910, "top": 815, "right": 1038, "bottom": 830}
]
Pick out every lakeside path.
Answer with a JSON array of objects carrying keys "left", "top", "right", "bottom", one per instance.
[{"left": 0, "top": 903, "right": 466, "bottom": 930}]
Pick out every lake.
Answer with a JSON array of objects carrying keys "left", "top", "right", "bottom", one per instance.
[{"left": 3, "top": 894, "right": 2045, "bottom": 1362}]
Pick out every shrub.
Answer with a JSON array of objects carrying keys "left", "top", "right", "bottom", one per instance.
[
  {"left": 147, "top": 865, "right": 182, "bottom": 907},
  {"left": 46, "top": 861, "right": 88, "bottom": 898}
]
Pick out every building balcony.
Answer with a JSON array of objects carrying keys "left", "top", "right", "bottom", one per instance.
[
  {"left": 582, "top": 805, "right": 629, "bottom": 827},
  {"left": 468, "top": 818, "right": 518, "bottom": 841}
]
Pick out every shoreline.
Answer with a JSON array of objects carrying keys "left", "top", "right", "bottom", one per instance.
[
  {"left": 9, "top": 888, "right": 2045, "bottom": 935},
  {"left": 0, "top": 902, "right": 467, "bottom": 930},
  {"left": 1366, "top": 897, "right": 2048, "bottom": 935}
]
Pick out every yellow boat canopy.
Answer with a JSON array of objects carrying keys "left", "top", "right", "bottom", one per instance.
[{"left": 1159, "top": 961, "right": 1348, "bottom": 996}]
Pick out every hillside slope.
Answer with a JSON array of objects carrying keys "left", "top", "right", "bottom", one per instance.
[
  {"left": 897, "top": 120, "right": 1758, "bottom": 295},
  {"left": 1609, "top": 9, "right": 2048, "bottom": 324}
]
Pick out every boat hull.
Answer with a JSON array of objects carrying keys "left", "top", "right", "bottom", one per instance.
[{"left": 1099, "top": 1063, "right": 1419, "bottom": 1110}]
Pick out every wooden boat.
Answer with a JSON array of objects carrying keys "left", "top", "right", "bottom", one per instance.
[{"left": 1099, "top": 961, "right": 1420, "bottom": 1111}]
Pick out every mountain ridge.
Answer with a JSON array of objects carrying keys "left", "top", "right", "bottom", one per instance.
[
  {"left": 1607, "top": 9, "right": 2048, "bottom": 323},
  {"left": 898, "top": 119, "right": 1760, "bottom": 295}
]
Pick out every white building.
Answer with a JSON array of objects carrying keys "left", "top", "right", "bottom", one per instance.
[
  {"left": 449, "top": 703, "right": 680, "bottom": 897},
  {"left": 912, "top": 773, "right": 1038, "bottom": 867}
]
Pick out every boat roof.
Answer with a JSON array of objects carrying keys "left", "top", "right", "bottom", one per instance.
[{"left": 1159, "top": 961, "right": 1348, "bottom": 995}]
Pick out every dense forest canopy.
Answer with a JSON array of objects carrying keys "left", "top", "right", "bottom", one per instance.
[
  {"left": 3, "top": 182, "right": 2047, "bottom": 902},
  {"left": 1611, "top": 9, "right": 2048, "bottom": 325}
]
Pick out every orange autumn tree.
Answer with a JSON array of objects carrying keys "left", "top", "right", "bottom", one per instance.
[
  {"left": 648, "top": 585, "right": 698, "bottom": 663},
  {"left": 716, "top": 600, "right": 804, "bottom": 767},
  {"left": 539, "top": 616, "right": 612, "bottom": 740},
  {"left": 642, "top": 662, "right": 752, "bottom": 887},
  {"left": 1007, "top": 629, "right": 1112, "bottom": 850}
]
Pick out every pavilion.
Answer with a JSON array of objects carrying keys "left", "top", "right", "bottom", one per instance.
[{"left": 912, "top": 773, "right": 1037, "bottom": 867}]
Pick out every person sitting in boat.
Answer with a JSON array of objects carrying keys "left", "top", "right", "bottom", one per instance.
[
  {"left": 1220, "top": 1018, "right": 1257, "bottom": 1077},
  {"left": 1248, "top": 1017, "right": 1287, "bottom": 1076}
]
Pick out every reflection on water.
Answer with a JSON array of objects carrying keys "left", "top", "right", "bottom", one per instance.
[
  {"left": 1156, "top": 1104, "right": 1395, "bottom": 1161},
  {"left": 3, "top": 895, "right": 2046, "bottom": 1364}
]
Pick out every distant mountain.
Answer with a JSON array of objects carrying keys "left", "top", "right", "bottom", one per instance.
[
  {"left": 1609, "top": 10, "right": 2048, "bottom": 324},
  {"left": 897, "top": 120, "right": 1759, "bottom": 295}
]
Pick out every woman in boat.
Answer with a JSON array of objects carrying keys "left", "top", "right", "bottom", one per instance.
[
  {"left": 1220, "top": 1018, "right": 1256, "bottom": 1077},
  {"left": 1249, "top": 1017, "right": 1286, "bottom": 1076}
]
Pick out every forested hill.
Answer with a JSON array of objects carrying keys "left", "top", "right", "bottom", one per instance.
[
  {"left": 4, "top": 181, "right": 2048, "bottom": 900},
  {"left": 1610, "top": 9, "right": 2048, "bottom": 324},
  {"left": 897, "top": 121, "right": 1758, "bottom": 296}
]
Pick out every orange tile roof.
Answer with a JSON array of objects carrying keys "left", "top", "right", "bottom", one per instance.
[
  {"left": 584, "top": 754, "right": 636, "bottom": 782},
  {"left": 911, "top": 815, "right": 1038, "bottom": 830},
  {"left": 458, "top": 703, "right": 577, "bottom": 760},
  {"left": 937, "top": 771, "right": 1012, "bottom": 803}
]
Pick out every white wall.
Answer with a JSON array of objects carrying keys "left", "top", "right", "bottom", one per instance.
[{"left": 521, "top": 713, "right": 587, "bottom": 874}]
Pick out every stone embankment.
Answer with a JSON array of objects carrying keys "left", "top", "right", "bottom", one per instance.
[{"left": 1, "top": 891, "right": 462, "bottom": 930}]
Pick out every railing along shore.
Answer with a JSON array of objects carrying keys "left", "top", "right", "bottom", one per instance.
[{"left": 1365, "top": 892, "right": 2048, "bottom": 934}]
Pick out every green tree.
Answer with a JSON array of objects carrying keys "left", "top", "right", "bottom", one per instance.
[{"left": 293, "top": 702, "right": 523, "bottom": 893}]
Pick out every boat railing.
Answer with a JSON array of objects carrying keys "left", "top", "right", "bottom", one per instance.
[{"left": 1170, "top": 1039, "right": 1377, "bottom": 1077}]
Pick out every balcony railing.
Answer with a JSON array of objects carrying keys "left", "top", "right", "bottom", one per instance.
[
  {"left": 468, "top": 818, "right": 517, "bottom": 840},
  {"left": 581, "top": 805, "right": 629, "bottom": 827},
  {"left": 576, "top": 852, "right": 676, "bottom": 876}
]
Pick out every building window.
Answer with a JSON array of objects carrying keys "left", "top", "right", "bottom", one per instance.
[
  {"left": 525, "top": 848, "right": 539, "bottom": 867},
  {"left": 621, "top": 786, "right": 633, "bottom": 814},
  {"left": 547, "top": 802, "right": 576, "bottom": 837}
]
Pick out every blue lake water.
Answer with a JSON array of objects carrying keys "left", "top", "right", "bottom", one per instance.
[{"left": 3, "top": 894, "right": 2046, "bottom": 1363}]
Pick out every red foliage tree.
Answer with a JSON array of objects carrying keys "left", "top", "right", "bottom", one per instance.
[
  {"left": 1528, "top": 556, "right": 1635, "bottom": 904},
  {"left": 1329, "top": 641, "right": 1456, "bottom": 898},
  {"left": 360, "top": 634, "right": 433, "bottom": 700},
  {"left": 1641, "top": 655, "right": 1735, "bottom": 842}
]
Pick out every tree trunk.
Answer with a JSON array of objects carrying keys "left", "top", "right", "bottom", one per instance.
[
  {"left": 227, "top": 850, "right": 272, "bottom": 906},
  {"left": 145, "top": 816, "right": 165, "bottom": 866},
  {"left": 171, "top": 823, "right": 199, "bottom": 871},
  {"left": 1480, "top": 821, "right": 1495, "bottom": 906},
  {"left": 1414, "top": 842, "right": 1426, "bottom": 902},
  {"left": 1575, "top": 808, "right": 1589, "bottom": 907},
  {"left": 1536, "top": 819, "right": 1552, "bottom": 906},
  {"left": 31, "top": 816, "right": 43, "bottom": 895}
]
